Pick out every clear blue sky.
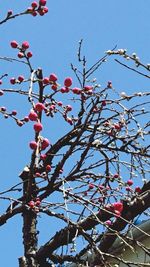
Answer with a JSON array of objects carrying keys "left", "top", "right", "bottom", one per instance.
[{"left": 0, "top": 1, "right": 150, "bottom": 266}]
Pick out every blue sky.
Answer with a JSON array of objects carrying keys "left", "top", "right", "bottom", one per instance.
[{"left": 0, "top": 1, "right": 150, "bottom": 266}]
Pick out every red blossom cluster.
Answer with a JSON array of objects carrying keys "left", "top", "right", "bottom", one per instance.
[
  {"left": 28, "top": 197, "right": 41, "bottom": 212},
  {"left": 27, "top": 0, "right": 48, "bottom": 17},
  {"left": 105, "top": 202, "right": 123, "bottom": 218},
  {"left": 10, "top": 40, "right": 32, "bottom": 61}
]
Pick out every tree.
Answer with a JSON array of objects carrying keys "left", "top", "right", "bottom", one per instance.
[{"left": 0, "top": 1, "right": 149, "bottom": 267}]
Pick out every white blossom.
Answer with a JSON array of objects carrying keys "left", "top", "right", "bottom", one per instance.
[
  {"left": 132, "top": 52, "right": 137, "bottom": 58},
  {"left": 118, "top": 49, "right": 126, "bottom": 55},
  {"left": 105, "top": 50, "right": 113, "bottom": 55},
  {"left": 92, "top": 139, "right": 102, "bottom": 147},
  {"left": 120, "top": 92, "right": 127, "bottom": 98}
]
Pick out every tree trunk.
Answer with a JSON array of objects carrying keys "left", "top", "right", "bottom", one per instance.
[
  {"left": 19, "top": 169, "right": 39, "bottom": 267},
  {"left": 22, "top": 209, "right": 39, "bottom": 267}
]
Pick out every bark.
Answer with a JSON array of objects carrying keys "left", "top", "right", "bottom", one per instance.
[
  {"left": 22, "top": 209, "right": 39, "bottom": 267},
  {"left": 20, "top": 170, "right": 39, "bottom": 267}
]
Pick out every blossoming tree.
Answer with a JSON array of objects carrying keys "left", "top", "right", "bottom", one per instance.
[{"left": 0, "top": 1, "right": 149, "bottom": 267}]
